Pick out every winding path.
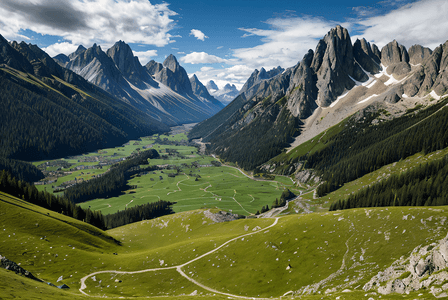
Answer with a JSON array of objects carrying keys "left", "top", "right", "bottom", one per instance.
[{"left": 79, "top": 218, "right": 280, "bottom": 298}]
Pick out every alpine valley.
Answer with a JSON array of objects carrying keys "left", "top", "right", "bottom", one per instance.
[{"left": 2, "top": 24, "right": 448, "bottom": 300}]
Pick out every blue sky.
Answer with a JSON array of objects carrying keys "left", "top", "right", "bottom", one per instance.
[{"left": 1, "top": 0, "right": 447, "bottom": 89}]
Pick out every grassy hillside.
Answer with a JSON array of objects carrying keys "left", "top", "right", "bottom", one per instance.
[{"left": 2, "top": 189, "right": 447, "bottom": 299}]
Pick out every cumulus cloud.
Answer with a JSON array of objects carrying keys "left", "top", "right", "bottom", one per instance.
[
  {"left": 234, "top": 16, "right": 341, "bottom": 70},
  {"left": 180, "top": 52, "right": 226, "bottom": 64},
  {"left": 0, "top": 0, "right": 177, "bottom": 47},
  {"left": 190, "top": 29, "right": 208, "bottom": 41},
  {"left": 43, "top": 42, "right": 79, "bottom": 57},
  {"left": 133, "top": 50, "right": 158, "bottom": 65},
  {"left": 352, "top": 0, "right": 448, "bottom": 50},
  {"left": 193, "top": 64, "right": 253, "bottom": 90}
]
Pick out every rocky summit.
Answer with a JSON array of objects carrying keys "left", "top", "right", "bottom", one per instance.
[
  {"left": 190, "top": 25, "right": 448, "bottom": 171},
  {"left": 56, "top": 42, "right": 223, "bottom": 126}
]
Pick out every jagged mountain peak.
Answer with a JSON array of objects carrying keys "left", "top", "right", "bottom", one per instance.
[
  {"left": 408, "top": 44, "right": 433, "bottom": 65},
  {"left": 223, "top": 83, "right": 237, "bottom": 91},
  {"left": 353, "top": 38, "right": 381, "bottom": 74},
  {"left": 163, "top": 54, "right": 180, "bottom": 72},
  {"left": 311, "top": 25, "right": 368, "bottom": 107},
  {"left": 206, "top": 80, "right": 219, "bottom": 90},
  {"left": 68, "top": 45, "right": 86, "bottom": 60},
  {"left": 106, "top": 40, "right": 153, "bottom": 86},
  {"left": 190, "top": 74, "right": 213, "bottom": 99},
  {"left": 381, "top": 40, "right": 409, "bottom": 65}
]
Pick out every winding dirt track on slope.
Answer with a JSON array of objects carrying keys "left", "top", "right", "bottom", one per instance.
[{"left": 79, "top": 218, "right": 279, "bottom": 299}]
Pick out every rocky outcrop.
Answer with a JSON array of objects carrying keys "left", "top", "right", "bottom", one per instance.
[
  {"left": 190, "top": 74, "right": 214, "bottom": 100},
  {"left": 68, "top": 45, "right": 86, "bottom": 60},
  {"left": 0, "top": 36, "right": 34, "bottom": 73},
  {"left": 107, "top": 41, "right": 157, "bottom": 87},
  {"left": 240, "top": 66, "right": 285, "bottom": 100},
  {"left": 381, "top": 40, "right": 411, "bottom": 76},
  {"left": 203, "top": 210, "right": 245, "bottom": 223},
  {"left": 155, "top": 54, "right": 193, "bottom": 95},
  {"left": 311, "top": 25, "right": 369, "bottom": 107},
  {"left": 408, "top": 45, "right": 433, "bottom": 65},
  {"left": 363, "top": 230, "right": 448, "bottom": 298},
  {"left": 286, "top": 50, "right": 318, "bottom": 118},
  {"left": 1, "top": 255, "right": 41, "bottom": 282},
  {"left": 353, "top": 38, "right": 381, "bottom": 74},
  {"left": 145, "top": 60, "right": 163, "bottom": 75}
]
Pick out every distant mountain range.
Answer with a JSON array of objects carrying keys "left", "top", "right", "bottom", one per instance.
[
  {"left": 189, "top": 25, "right": 448, "bottom": 170},
  {"left": 206, "top": 81, "right": 240, "bottom": 105},
  {"left": 0, "top": 33, "right": 226, "bottom": 167},
  {"left": 55, "top": 42, "right": 224, "bottom": 126}
]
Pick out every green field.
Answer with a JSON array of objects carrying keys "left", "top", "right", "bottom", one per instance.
[
  {"left": 31, "top": 132, "right": 300, "bottom": 216},
  {"left": 80, "top": 164, "right": 298, "bottom": 216},
  {"left": 1, "top": 191, "right": 445, "bottom": 299}
]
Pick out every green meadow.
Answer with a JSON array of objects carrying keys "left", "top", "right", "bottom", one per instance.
[{"left": 1, "top": 191, "right": 444, "bottom": 299}]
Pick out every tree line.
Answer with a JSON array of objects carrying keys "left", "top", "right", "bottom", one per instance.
[
  {"left": 300, "top": 98, "right": 448, "bottom": 197},
  {"left": 330, "top": 154, "right": 448, "bottom": 210},
  {"left": 104, "top": 200, "right": 175, "bottom": 229},
  {"left": 209, "top": 98, "right": 299, "bottom": 170},
  {"left": 0, "top": 169, "right": 107, "bottom": 230},
  {"left": 64, "top": 149, "right": 160, "bottom": 203},
  {"left": 1, "top": 168, "right": 176, "bottom": 231}
]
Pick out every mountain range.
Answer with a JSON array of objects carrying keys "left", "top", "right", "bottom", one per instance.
[
  {"left": 0, "top": 34, "right": 172, "bottom": 165},
  {"left": 206, "top": 81, "right": 240, "bottom": 105},
  {"left": 55, "top": 43, "right": 224, "bottom": 126},
  {"left": 189, "top": 25, "right": 448, "bottom": 171}
]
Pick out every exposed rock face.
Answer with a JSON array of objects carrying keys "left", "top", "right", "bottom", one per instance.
[
  {"left": 190, "top": 74, "right": 213, "bottom": 99},
  {"left": 66, "top": 43, "right": 123, "bottom": 91},
  {"left": 11, "top": 41, "right": 62, "bottom": 77},
  {"left": 68, "top": 45, "right": 86, "bottom": 60},
  {"left": 53, "top": 53, "right": 70, "bottom": 66},
  {"left": 145, "top": 60, "right": 163, "bottom": 75},
  {"left": 240, "top": 66, "right": 285, "bottom": 100},
  {"left": 311, "top": 25, "right": 368, "bottom": 107},
  {"left": 190, "top": 25, "right": 448, "bottom": 172},
  {"left": 287, "top": 50, "right": 318, "bottom": 118},
  {"left": 203, "top": 210, "right": 245, "bottom": 223},
  {"left": 107, "top": 41, "right": 157, "bottom": 87},
  {"left": 381, "top": 40, "right": 409, "bottom": 66},
  {"left": 63, "top": 43, "right": 223, "bottom": 125},
  {"left": 363, "top": 230, "right": 448, "bottom": 298},
  {"left": 1, "top": 255, "right": 41, "bottom": 282},
  {"left": 353, "top": 38, "right": 381, "bottom": 74},
  {"left": 381, "top": 40, "right": 411, "bottom": 76},
  {"left": 156, "top": 54, "right": 193, "bottom": 95},
  {"left": 408, "top": 45, "right": 433, "bottom": 65}
]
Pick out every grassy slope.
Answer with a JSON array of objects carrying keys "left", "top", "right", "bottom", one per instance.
[{"left": 2, "top": 190, "right": 446, "bottom": 299}]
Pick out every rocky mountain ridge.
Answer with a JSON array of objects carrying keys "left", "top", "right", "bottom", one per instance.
[
  {"left": 206, "top": 80, "right": 240, "bottom": 105},
  {"left": 189, "top": 25, "right": 448, "bottom": 171},
  {"left": 55, "top": 42, "right": 223, "bottom": 126}
]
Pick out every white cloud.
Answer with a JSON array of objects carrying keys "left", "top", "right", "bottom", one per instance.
[
  {"left": 0, "top": 0, "right": 177, "bottom": 47},
  {"left": 190, "top": 29, "right": 208, "bottom": 41},
  {"left": 352, "top": 0, "right": 448, "bottom": 50},
  {"left": 133, "top": 50, "right": 158, "bottom": 65},
  {"left": 43, "top": 42, "right": 78, "bottom": 57},
  {"left": 180, "top": 52, "right": 226, "bottom": 64},
  {"left": 193, "top": 65, "right": 253, "bottom": 90},
  {"left": 234, "top": 16, "right": 340, "bottom": 70}
]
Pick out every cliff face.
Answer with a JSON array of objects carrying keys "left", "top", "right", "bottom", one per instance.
[
  {"left": 190, "top": 25, "right": 448, "bottom": 171},
  {"left": 62, "top": 43, "right": 223, "bottom": 125}
]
